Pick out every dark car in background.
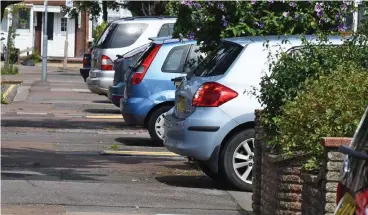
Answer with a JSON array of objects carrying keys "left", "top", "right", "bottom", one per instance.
[
  {"left": 335, "top": 106, "right": 368, "bottom": 215},
  {"left": 108, "top": 43, "right": 150, "bottom": 107},
  {"left": 80, "top": 50, "right": 92, "bottom": 82}
]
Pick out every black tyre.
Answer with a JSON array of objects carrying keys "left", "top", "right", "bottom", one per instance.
[
  {"left": 198, "top": 161, "right": 224, "bottom": 182},
  {"left": 147, "top": 105, "right": 172, "bottom": 142},
  {"left": 220, "top": 129, "right": 255, "bottom": 191}
]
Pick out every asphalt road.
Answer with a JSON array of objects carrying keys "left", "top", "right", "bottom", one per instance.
[{"left": 1, "top": 66, "right": 252, "bottom": 215}]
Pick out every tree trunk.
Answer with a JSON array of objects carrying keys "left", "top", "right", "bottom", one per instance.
[{"left": 102, "top": 1, "right": 108, "bottom": 22}]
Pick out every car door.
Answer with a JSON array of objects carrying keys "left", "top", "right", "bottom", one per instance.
[{"left": 335, "top": 107, "right": 368, "bottom": 215}]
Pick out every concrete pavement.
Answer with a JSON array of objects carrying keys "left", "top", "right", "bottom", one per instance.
[{"left": 1, "top": 65, "right": 252, "bottom": 215}]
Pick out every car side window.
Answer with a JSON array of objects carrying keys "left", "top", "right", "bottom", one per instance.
[
  {"left": 157, "top": 23, "right": 174, "bottom": 37},
  {"left": 183, "top": 45, "right": 204, "bottom": 74},
  {"left": 161, "top": 45, "right": 191, "bottom": 73}
]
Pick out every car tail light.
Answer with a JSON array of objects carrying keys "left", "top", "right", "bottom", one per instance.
[
  {"left": 113, "top": 95, "right": 122, "bottom": 102},
  {"left": 356, "top": 188, "right": 368, "bottom": 215},
  {"left": 131, "top": 44, "right": 161, "bottom": 85},
  {"left": 83, "top": 57, "right": 88, "bottom": 67},
  {"left": 101, "top": 55, "right": 113, "bottom": 70},
  {"left": 192, "top": 82, "right": 238, "bottom": 107},
  {"left": 336, "top": 182, "right": 344, "bottom": 205}
]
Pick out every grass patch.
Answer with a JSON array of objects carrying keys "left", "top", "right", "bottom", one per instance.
[
  {"left": 110, "top": 144, "right": 120, "bottom": 151},
  {"left": 1, "top": 65, "right": 19, "bottom": 75},
  {"left": 1, "top": 94, "right": 8, "bottom": 104}
]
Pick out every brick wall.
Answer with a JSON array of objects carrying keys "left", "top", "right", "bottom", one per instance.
[{"left": 253, "top": 110, "right": 351, "bottom": 215}]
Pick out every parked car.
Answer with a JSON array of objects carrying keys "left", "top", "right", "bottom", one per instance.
[
  {"left": 334, "top": 107, "right": 368, "bottom": 215},
  {"left": 121, "top": 37, "right": 204, "bottom": 142},
  {"left": 80, "top": 50, "right": 92, "bottom": 82},
  {"left": 163, "top": 35, "right": 345, "bottom": 191},
  {"left": 108, "top": 43, "right": 150, "bottom": 107},
  {"left": 87, "top": 16, "right": 176, "bottom": 96}
]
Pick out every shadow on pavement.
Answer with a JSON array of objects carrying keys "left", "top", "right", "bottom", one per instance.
[
  {"left": 115, "top": 137, "right": 163, "bottom": 147},
  {"left": 92, "top": 100, "right": 111, "bottom": 104},
  {"left": 1, "top": 147, "right": 180, "bottom": 181},
  {"left": 2, "top": 119, "right": 129, "bottom": 130},
  {"left": 84, "top": 108, "right": 121, "bottom": 114},
  {"left": 155, "top": 175, "right": 232, "bottom": 190}
]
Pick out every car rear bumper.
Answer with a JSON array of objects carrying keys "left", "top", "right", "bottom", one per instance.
[
  {"left": 108, "top": 82, "right": 126, "bottom": 107},
  {"left": 163, "top": 108, "right": 238, "bottom": 161},
  {"left": 86, "top": 69, "right": 114, "bottom": 95},
  {"left": 80, "top": 68, "right": 90, "bottom": 82},
  {"left": 120, "top": 97, "right": 154, "bottom": 126}
]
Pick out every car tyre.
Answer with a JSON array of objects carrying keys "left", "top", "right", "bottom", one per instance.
[
  {"left": 197, "top": 161, "right": 225, "bottom": 182},
  {"left": 220, "top": 129, "right": 254, "bottom": 192},
  {"left": 147, "top": 105, "right": 172, "bottom": 143}
]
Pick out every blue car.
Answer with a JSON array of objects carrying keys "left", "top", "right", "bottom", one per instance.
[{"left": 121, "top": 37, "right": 203, "bottom": 142}]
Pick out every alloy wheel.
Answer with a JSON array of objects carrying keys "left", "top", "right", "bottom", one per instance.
[
  {"left": 232, "top": 138, "right": 254, "bottom": 185},
  {"left": 154, "top": 113, "right": 165, "bottom": 140}
]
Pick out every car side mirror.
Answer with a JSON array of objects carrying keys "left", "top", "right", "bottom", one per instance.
[{"left": 338, "top": 145, "right": 368, "bottom": 160}]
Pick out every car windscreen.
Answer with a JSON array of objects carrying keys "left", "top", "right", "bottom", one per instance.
[{"left": 193, "top": 42, "right": 243, "bottom": 77}]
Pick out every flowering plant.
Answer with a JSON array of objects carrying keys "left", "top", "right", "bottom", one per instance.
[{"left": 168, "top": 1, "right": 357, "bottom": 52}]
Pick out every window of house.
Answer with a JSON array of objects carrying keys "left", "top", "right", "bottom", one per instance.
[
  {"left": 1, "top": 15, "right": 8, "bottom": 32},
  {"left": 61, "top": 18, "right": 67, "bottom": 32},
  {"left": 13, "top": 8, "right": 30, "bottom": 30}
]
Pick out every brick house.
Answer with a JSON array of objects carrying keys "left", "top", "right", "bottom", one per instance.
[{"left": 0, "top": 0, "right": 132, "bottom": 58}]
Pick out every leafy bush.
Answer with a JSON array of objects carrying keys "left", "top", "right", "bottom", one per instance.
[
  {"left": 1, "top": 65, "right": 19, "bottom": 75},
  {"left": 92, "top": 22, "right": 108, "bottom": 44},
  {"left": 170, "top": 1, "right": 359, "bottom": 52},
  {"left": 1, "top": 93, "right": 7, "bottom": 104},
  {"left": 272, "top": 65, "right": 368, "bottom": 169},
  {"left": 258, "top": 35, "right": 368, "bottom": 138}
]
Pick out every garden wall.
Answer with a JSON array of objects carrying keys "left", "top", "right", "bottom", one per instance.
[{"left": 252, "top": 110, "right": 351, "bottom": 215}]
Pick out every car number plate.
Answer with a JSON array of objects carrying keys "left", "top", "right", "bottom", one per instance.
[
  {"left": 176, "top": 97, "right": 185, "bottom": 112},
  {"left": 334, "top": 193, "right": 356, "bottom": 215},
  {"left": 174, "top": 81, "right": 181, "bottom": 89}
]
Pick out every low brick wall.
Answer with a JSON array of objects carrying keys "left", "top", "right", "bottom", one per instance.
[{"left": 253, "top": 109, "right": 351, "bottom": 215}]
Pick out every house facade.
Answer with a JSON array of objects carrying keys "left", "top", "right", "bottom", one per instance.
[{"left": 0, "top": 1, "right": 132, "bottom": 58}]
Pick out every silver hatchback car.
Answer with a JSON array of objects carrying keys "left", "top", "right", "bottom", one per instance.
[
  {"left": 87, "top": 16, "right": 176, "bottom": 96},
  {"left": 163, "top": 35, "right": 345, "bottom": 191}
]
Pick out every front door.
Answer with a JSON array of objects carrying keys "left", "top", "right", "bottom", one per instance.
[{"left": 41, "top": 13, "right": 75, "bottom": 57}]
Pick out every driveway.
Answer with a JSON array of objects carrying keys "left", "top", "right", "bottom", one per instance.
[{"left": 1, "top": 65, "right": 252, "bottom": 215}]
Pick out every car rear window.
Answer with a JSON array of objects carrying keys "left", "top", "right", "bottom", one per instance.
[
  {"left": 161, "top": 45, "right": 191, "bottom": 73},
  {"left": 97, "top": 23, "right": 148, "bottom": 49},
  {"left": 193, "top": 42, "right": 243, "bottom": 77},
  {"left": 123, "top": 43, "right": 150, "bottom": 59},
  {"left": 157, "top": 23, "right": 175, "bottom": 37}
]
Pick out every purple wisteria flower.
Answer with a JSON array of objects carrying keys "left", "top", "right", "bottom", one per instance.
[
  {"left": 340, "top": 3, "right": 346, "bottom": 11},
  {"left": 217, "top": 2, "right": 225, "bottom": 11},
  {"left": 222, "top": 15, "right": 228, "bottom": 27},
  {"left": 294, "top": 14, "right": 300, "bottom": 21},
  {"left": 289, "top": 2, "right": 295, "bottom": 7},
  {"left": 251, "top": 0, "right": 257, "bottom": 5},
  {"left": 188, "top": 32, "right": 195, "bottom": 40},
  {"left": 181, "top": 0, "right": 193, "bottom": 6},
  {"left": 268, "top": 0, "right": 274, "bottom": 5},
  {"left": 338, "top": 23, "right": 347, "bottom": 32},
  {"left": 283, "top": 11, "right": 289, "bottom": 18},
  {"left": 315, "top": 3, "right": 323, "bottom": 13},
  {"left": 206, "top": 0, "right": 211, "bottom": 7},
  {"left": 254, "top": 21, "right": 265, "bottom": 28},
  {"left": 335, "top": 14, "right": 340, "bottom": 20},
  {"left": 193, "top": 2, "right": 202, "bottom": 10}
]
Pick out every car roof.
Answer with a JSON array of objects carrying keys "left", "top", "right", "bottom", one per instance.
[
  {"left": 149, "top": 37, "right": 197, "bottom": 45},
  {"left": 222, "top": 35, "right": 346, "bottom": 46},
  {"left": 113, "top": 16, "right": 177, "bottom": 24}
]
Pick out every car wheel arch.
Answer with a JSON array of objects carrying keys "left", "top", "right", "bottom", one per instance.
[{"left": 144, "top": 101, "right": 175, "bottom": 128}]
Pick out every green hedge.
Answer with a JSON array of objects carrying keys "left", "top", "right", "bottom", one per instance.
[
  {"left": 257, "top": 35, "right": 368, "bottom": 169},
  {"left": 272, "top": 65, "right": 368, "bottom": 169}
]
